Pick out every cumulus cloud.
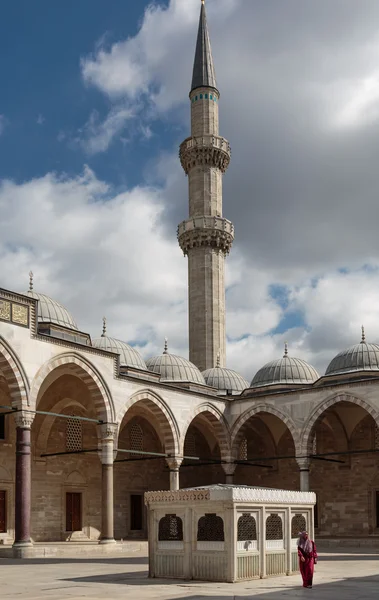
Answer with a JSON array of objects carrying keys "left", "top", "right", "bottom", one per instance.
[{"left": 76, "top": 106, "right": 135, "bottom": 154}]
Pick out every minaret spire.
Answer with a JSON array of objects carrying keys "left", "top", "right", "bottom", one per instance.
[
  {"left": 178, "top": 1, "right": 234, "bottom": 372},
  {"left": 191, "top": 0, "right": 217, "bottom": 94}
]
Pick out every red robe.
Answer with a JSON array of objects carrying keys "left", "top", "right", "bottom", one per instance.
[{"left": 298, "top": 541, "right": 318, "bottom": 587}]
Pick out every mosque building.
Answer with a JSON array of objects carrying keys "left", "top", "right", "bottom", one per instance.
[{"left": 1, "top": 0, "right": 379, "bottom": 556}]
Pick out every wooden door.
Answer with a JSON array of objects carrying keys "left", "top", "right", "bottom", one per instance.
[
  {"left": 0, "top": 491, "right": 6, "bottom": 533},
  {"left": 130, "top": 494, "right": 143, "bottom": 530},
  {"left": 66, "top": 492, "right": 82, "bottom": 532}
]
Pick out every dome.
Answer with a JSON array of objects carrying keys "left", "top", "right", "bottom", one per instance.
[
  {"left": 92, "top": 319, "right": 147, "bottom": 370},
  {"left": 27, "top": 280, "right": 78, "bottom": 332},
  {"left": 146, "top": 340, "right": 205, "bottom": 385},
  {"left": 325, "top": 328, "right": 379, "bottom": 376},
  {"left": 202, "top": 359, "right": 249, "bottom": 395},
  {"left": 250, "top": 344, "right": 319, "bottom": 389}
]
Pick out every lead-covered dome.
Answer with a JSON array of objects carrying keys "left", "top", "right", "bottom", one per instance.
[
  {"left": 250, "top": 344, "right": 319, "bottom": 389},
  {"left": 92, "top": 319, "right": 146, "bottom": 370},
  {"left": 27, "top": 272, "right": 78, "bottom": 331},
  {"left": 202, "top": 359, "right": 248, "bottom": 395},
  {"left": 146, "top": 340, "right": 205, "bottom": 385},
  {"left": 325, "top": 328, "right": 379, "bottom": 376}
]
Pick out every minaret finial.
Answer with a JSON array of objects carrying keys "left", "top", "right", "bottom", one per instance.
[
  {"left": 191, "top": 0, "right": 217, "bottom": 93},
  {"left": 102, "top": 317, "right": 107, "bottom": 337},
  {"left": 163, "top": 338, "right": 168, "bottom": 354},
  {"left": 284, "top": 342, "right": 288, "bottom": 357},
  {"left": 361, "top": 325, "right": 366, "bottom": 343},
  {"left": 29, "top": 271, "right": 34, "bottom": 292},
  {"left": 216, "top": 350, "right": 221, "bottom": 368}
]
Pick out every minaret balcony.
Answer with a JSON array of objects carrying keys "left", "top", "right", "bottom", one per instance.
[
  {"left": 177, "top": 216, "right": 234, "bottom": 256},
  {"left": 179, "top": 135, "right": 231, "bottom": 174}
]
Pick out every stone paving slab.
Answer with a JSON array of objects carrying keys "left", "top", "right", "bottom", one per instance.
[{"left": 0, "top": 550, "right": 379, "bottom": 599}]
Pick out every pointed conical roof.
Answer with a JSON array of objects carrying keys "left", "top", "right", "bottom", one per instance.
[{"left": 191, "top": 1, "right": 218, "bottom": 93}]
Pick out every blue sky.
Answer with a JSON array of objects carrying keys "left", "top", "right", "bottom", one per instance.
[{"left": 2, "top": 0, "right": 379, "bottom": 379}]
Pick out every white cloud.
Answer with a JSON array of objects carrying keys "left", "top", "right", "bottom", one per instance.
[{"left": 75, "top": 106, "right": 135, "bottom": 154}]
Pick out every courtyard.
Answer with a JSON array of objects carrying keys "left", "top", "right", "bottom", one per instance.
[{"left": 1, "top": 548, "right": 378, "bottom": 600}]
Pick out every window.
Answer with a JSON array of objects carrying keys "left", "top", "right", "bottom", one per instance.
[
  {"left": 237, "top": 514, "right": 257, "bottom": 541},
  {"left": 200, "top": 94, "right": 203, "bottom": 99},
  {"left": 184, "top": 432, "right": 196, "bottom": 457},
  {"left": 266, "top": 514, "right": 283, "bottom": 540},
  {"left": 159, "top": 514, "right": 183, "bottom": 541},
  {"left": 239, "top": 438, "right": 248, "bottom": 461},
  {"left": 291, "top": 514, "right": 306, "bottom": 538},
  {"left": 0, "top": 415, "right": 5, "bottom": 440},
  {"left": 130, "top": 423, "right": 143, "bottom": 457},
  {"left": 0, "top": 491, "right": 6, "bottom": 533},
  {"left": 375, "top": 425, "right": 379, "bottom": 450},
  {"left": 210, "top": 94, "right": 213, "bottom": 100},
  {"left": 66, "top": 416, "right": 82, "bottom": 452},
  {"left": 197, "top": 514, "right": 224, "bottom": 542},
  {"left": 205, "top": 93, "right": 208, "bottom": 99}
]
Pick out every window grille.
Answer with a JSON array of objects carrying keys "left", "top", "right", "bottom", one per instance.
[
  {"left": 129, "top": 423, "right": 143, "bottom": 457},
  {"left": 312, "top": 434, "right": 317, "bottom": 455},
  {"left": 266, "top": 514, "right": 283, "bottom": 540},
  {"left": 291, "top": 514, "right": 306, "bottom": 538},
  {"left": 197, "top": 513, "right": 224, "bottom": 542},
  {"left": 237, "top": 514, "right": 257, "bottom": 541},
  {"left": 239, "top": 438, "right": 248, "bottom": 461},
  {"left": 66, "top": 416, "right": 82, "bottom": 452},
  {"left": 184, "top": 432, "right": 196, "bottom": 457},
  {"left": 158, "top": 514, "right": 183, "bottom": 541},
  {"left": 375, "top": 425, "right": 379, "bottom": 450}
]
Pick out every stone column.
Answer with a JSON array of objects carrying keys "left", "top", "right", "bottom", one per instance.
[
  {"left": 166, "top": 458, "right": 183, "bottom": 491},
  {"left": 296, "top": 458, "right": 310, "bottom": 492},
  {"left": 13, "top": 411, "right": 34, "bottom": 549},
  {"left": 98, "top": 423, "right": 117, "bottom": 544},
  {"left": 222, "top": 461, "right": 236, "bottom": 485}
]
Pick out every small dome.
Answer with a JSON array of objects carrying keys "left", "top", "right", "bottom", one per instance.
[
  {"left": 92, "top": 318, "right": 146, "bottom": 370},
  {"left": 146, "top": 339, "right": 205, "bottom": 385},
  {"left": 202, "top": 355, "right": 248, "bottom": 395},
  {"left": 26, "top": 272, "right": 78, "bottom": 331},
  {"left": 325, "top": 327, "right": 379, "bottom": 376},
  {"left": 251, "top": 344, "right": 319, "bottom": 389}
]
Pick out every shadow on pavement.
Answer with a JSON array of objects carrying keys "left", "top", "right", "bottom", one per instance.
[{"left": 0, "top": 555, "right": 148, "bottom": 566}]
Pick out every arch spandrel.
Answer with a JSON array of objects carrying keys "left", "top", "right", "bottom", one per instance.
[
  {"left": 301, "top": 392, "right": 379, "bottom": 455},
  {"left": 180, "top": 403, "right": 231, "bottom": 460},
  {"left": 0, "top": 336, "right": 29, "bottom": 409},
  {"left": 118, "top": 389, "right": 180, "bottom": 456},
  {"left": 231, "top": 404, "right": 300, "bottom": 457},
  {"left": 29, "top": 352, "right": 115, "bottom": 423}
]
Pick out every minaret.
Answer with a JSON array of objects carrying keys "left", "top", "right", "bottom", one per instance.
[{"left": 178, "top": 0, "right": 234, "bottom": 372}]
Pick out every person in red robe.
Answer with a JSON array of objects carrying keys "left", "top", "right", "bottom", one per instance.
[{"left": 297, "top": 531, "right": 318, "bottom": 588}]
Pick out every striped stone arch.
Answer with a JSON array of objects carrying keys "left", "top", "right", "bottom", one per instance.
[
  {"left": 300, "top": 392, "right": 379, "bottom": 455},
  {"left": 0, "top": 336, "right": 29, "bottom": 409},
  {"left": 118, "top": 389, "right": 180, "bottom": 456},
  {"left": 180, "top": 403, "right": 231, "bottom": 460},
  {"left": 29, "top": 352, "right": 115, "bottom": 423},
  {"left": 231, "top": 404, "right": 301, "bottom": 457}
]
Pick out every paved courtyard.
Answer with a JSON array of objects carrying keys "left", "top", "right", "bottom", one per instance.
[{"left": 1, "top": 549, "right": 379, "bottom": 599}]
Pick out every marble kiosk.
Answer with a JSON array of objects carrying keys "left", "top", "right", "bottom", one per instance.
[{"left": 145, "top": 484, "right": 316, "bottom": 582}]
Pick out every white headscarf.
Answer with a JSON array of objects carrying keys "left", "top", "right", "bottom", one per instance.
[{"left": 297, "top": 531, "right": 312, "bottom": 555}]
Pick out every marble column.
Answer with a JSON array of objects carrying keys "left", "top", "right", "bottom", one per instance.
[
  {"left": 166, "top": 458, "right": 183, "bottom": 491},
  {"left": 296, "top": 458, "right": 310, "bottom": 492},
  {"left": 13, "top": 412, "right": 34, "bottom": 548},
  {"left": 98, "top": 423, "right": 117, "bottom": 544},
  {"left": 222, "top": 461, "right": 236, "bottom": 485}
]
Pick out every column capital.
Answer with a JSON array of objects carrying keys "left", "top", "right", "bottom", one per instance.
[
  {"left": 296, "top": 457, "right": 310, "bottom": 471},
  {"left": 14, "top": 411, "right": 35, "bottom": 429},
  {"left": 222, "top": 461, "right": 236, "bottom": 476},
  {"left": 98, "top": 422, "right": 118, "bottom": 441},
  {"left": 98, "top": 423, "right": 117, "bottom": 465},
  {"left": 166, "top": 456, "right": 183, "bottom": 471}
]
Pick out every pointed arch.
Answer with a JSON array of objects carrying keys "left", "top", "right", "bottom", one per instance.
[
  {"left": 231, "top": 404, "right": 300, "bottom": 456},
  {"left": 0, "top": 336, "right": 29, "bottom": 408},
  {"left": 29, "top": 352, "right": 115, "bottom": 423},
  {"left": 180, "top": 403, "right": 231, "bottom": 460},
  {"left": 301, "top": 392, "right": 379, "bottom": 455},
  {"left": 118, "top": 389, "right": 180, "bottom": 456}
]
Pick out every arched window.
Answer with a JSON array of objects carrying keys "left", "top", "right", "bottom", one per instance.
[
  {"left": 237, "top": 514, "right": 257, "bottom": 541},
  {"left": 129, "top": 423, "right": 143, "bottom": 457},
  {"left": 239, "top": 438, "right": 248, "bottom": 461},
  {"left": 291, "top": 514, "right": 306, "bottom": 538},
  {"left": 197, "top": 513, "right": 224, "bottom": 542},
  {"left": 184, "top": 432, "right": 196, "bottom": 457},
  {"left": 66, "top": 416, "right": 82, "bottom": 452},
  {"left": 158, "top": 514, "right": 183, "bottom": 541},
  {"left": 266, "top": 514, "right": 283, "bottom": 541}
]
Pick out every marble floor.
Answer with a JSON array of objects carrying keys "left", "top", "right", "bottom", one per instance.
[{"left": 1, "top": 549, "right": 379, "bottom": 599}]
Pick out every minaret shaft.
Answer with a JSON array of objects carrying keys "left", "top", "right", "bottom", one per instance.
[{"left": 178, "top": 2, "right": 234, "bottom": 372}]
